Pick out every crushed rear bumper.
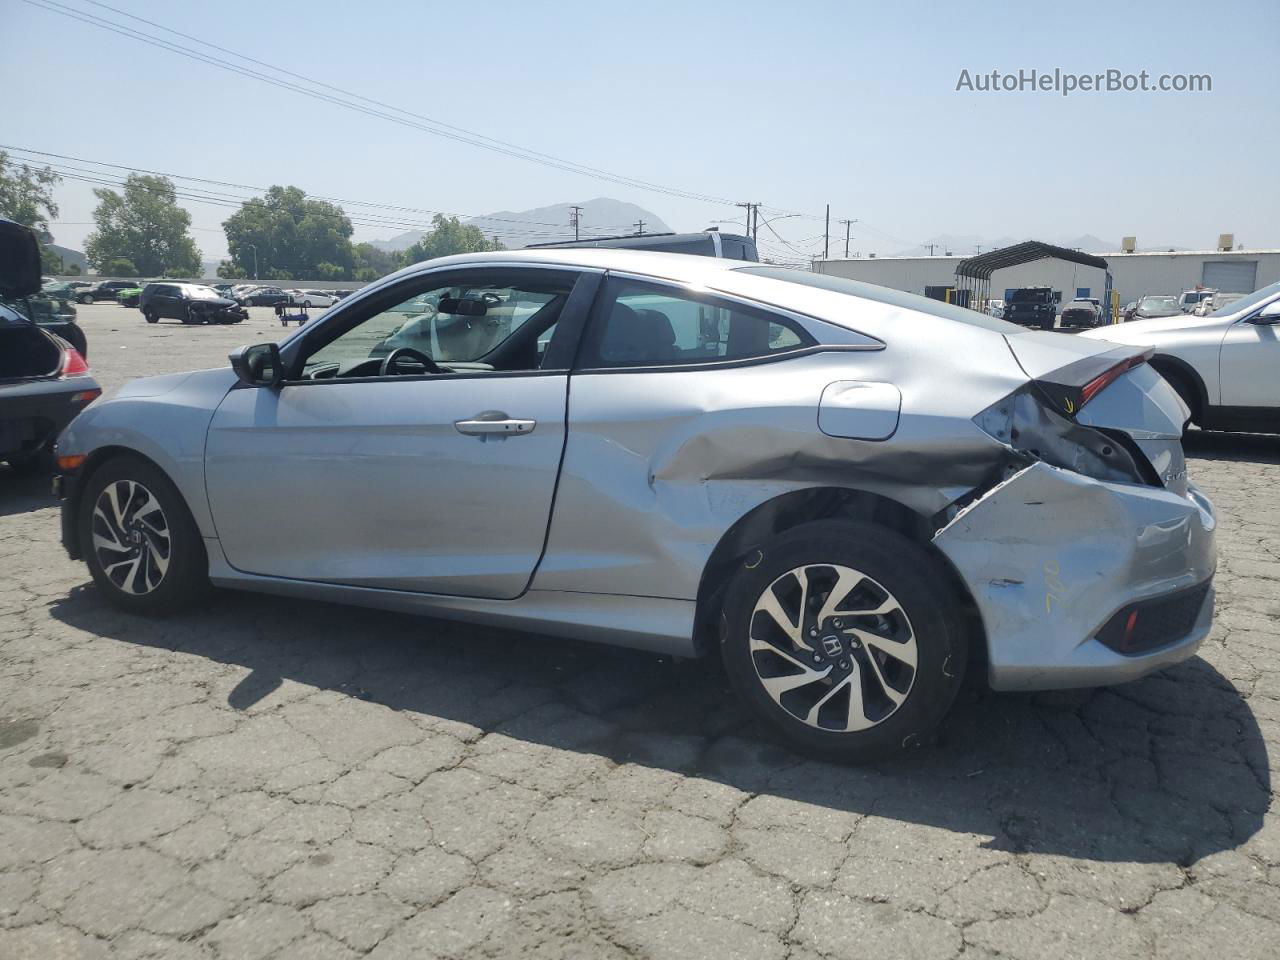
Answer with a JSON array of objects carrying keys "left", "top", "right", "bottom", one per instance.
[{"left": 933, "top": 462, "right": 1216, "bottom": 691}]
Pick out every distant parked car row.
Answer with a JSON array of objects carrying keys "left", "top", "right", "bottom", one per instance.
[{"left": 1121, "top": 289, "right": 1248, "bottom": 322}]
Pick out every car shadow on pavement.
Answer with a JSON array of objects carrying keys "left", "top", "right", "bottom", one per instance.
[
  {"left": 0, "top": 466, "right": 57, "bottom": 518},
  {"left": 1184, "top": 429, "right": 1280, "bottom": 464},
  {"left": 49, "top": 583, "right": 1270, "bottom": 869}
]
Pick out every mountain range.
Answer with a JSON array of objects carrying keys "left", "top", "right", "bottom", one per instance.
[{"left": 368, "top": 198, "right": 672, "bottom": 253}]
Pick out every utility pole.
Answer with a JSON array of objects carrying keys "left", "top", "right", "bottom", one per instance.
[
  {"left": 926, "top": 243, "right": 936, "bottom": 256},
  {"left": 823, "top": 204, "right": 830, "bottom": 260},
  {"left": 569, "top": 205, "right": 583, "bottom": 241},
  {"left": 838, "top": 219, "right": 855, "bottom": 258},
  {"left": 634, "top": 219, "right": 646, "bottom": 235},
  {"left": 245, "top": 243, "right": 258, "bottom": 280}
]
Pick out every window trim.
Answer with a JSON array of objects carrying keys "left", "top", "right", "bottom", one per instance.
[
  {"left": 278, "top": 265, "right": 600, "bottom": 384},
  {"left": 573, "top": 271, "right": 825, "bottom": 373}
]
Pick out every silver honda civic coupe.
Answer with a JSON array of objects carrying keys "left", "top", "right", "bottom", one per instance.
[{"left": 54, "top": 249, "right": 1216, "bottom": 761}]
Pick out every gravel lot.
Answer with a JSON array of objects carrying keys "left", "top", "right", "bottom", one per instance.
[{"left": 1, "top": 303, "right": 1277, "bottom": 959}]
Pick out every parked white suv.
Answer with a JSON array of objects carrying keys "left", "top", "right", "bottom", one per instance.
[{"left": 1081, "top": 280, "right": 1280, "bottom": 433}]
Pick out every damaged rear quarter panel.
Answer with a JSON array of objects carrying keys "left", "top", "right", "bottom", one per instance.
[
  {"left": 534, "top": 343, "right": 1025, "bottom": 600},
  {"left": 932, "top": 461, "right": 1216, "bottom": 691}
]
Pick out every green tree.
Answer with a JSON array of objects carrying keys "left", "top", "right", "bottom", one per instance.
[
  {"left": 221, "top": 186, "right": 354, "bottom": 280},
  {"left": 66, "top": 263, "right": 82, "bottom": 276},
  {"left": 101, "top": 257, "right": 139, "bottom": 277},
  {"left": 0, "top": 150, "right": 65, "bottom": 274},
  {"left": 352, "top": 241, "right": 400, "bottom": 281},
  {"left": 401, "top": 214, "right": 503, "bottom": 264},
  {"left": 85, "top": 175, "right": 201, "bottom": 277}
]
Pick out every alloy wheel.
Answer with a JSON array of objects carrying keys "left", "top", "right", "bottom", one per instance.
[
  {"left": 91, "top": 479, "right": 171, "bottom": 595},
  {"left": 749, "top": 563, "right": 918, "bottom": 732}
]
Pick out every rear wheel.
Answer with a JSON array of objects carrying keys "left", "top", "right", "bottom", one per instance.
[
  {"left": 144, "top": 309, "right": 159, "bottom": 324},
  {"left": 720, "top": 520, "right": 967, "bottom": 763},
  {"left": 79, "top": 455, "right": 210, "bottom": 615}
]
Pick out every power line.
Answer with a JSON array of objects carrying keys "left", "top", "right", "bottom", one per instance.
[
  {"left": 21, "top": 3, "right": 936, "bottom": 253},
  {"left": 42, "top": 166, "right": 598, "bottom": 244},
  {"left": 1, "top": 144, "right": 626, "bottom": 234},
  {"left": 24, "top": 2, "right": 940, "bottom": 254},
  {"left": 23, "top": 0, "right": 739, "bottom": 207}
]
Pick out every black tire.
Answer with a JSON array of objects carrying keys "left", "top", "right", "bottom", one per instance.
[
  {"left": 78, "top": 454, "right": 210, "bottom": 615},
  {"left": 78, "top": 293, "right": 93, "bottom": 304},
  {"left": 719, "top": 520, "right": 967, "bottom": 763},
  {"left": 144, "top": 309, "right": 159, "bottom": 324}
]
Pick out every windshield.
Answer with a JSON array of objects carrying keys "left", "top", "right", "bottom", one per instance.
[
  {"left": 733, "top": 266, "right": 1027, "bottom": 333},
  {"left": 1008, "top": 289, "right": 1049, "bottom": 303},
  {"left": 1205, "top": 280, "right": 1280, "bottom": 318},
  {"left": 185, "top": 284, "right": 222, "bottom": 299},
  {"left": 1137, "top": 296, "right": 1180, "bottom": 315}
]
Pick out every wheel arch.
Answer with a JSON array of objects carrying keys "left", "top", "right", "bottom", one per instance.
[
  {"left": 692, "top": 485, "right": 987, "bottom": 669},
  {"left": 69, "top": 445, "right": 205, "bottom": 559},
  {"left": 1148, "top": 353, "right": 1208, "bottom": 423}
]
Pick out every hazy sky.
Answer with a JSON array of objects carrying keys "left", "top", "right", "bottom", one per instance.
[{"left": 4, "top": 0, "right": 1277, "bottom": 263}]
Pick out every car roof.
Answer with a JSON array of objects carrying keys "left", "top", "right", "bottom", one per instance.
[{"left": 371, "top": 248, "right": 1026, "bottom": 340}]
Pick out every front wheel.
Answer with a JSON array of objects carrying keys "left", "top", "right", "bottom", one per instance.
[
  {"left": 79, "top": 455, "right": 210, "bottom": 615},
  {"left": 144, "top": 309, "right": 159, "bottom": 324},
  {"left": 719, "top": 520, "right": 967, "bottom": 763}
]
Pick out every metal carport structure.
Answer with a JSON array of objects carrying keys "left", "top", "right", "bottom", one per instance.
[{"left": 954, "top": 241, "right": 1111, "bottom": 315}]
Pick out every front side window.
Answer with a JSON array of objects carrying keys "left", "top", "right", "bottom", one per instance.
[
  {"left": 299, "top": 270, "right": 575, "bottom": 379},
  {"left": 582, "top": 279, "right": 809, "bottom": 369}
]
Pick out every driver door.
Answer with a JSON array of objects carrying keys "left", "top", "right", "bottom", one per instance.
[{"left": 204, "top": 266, "right": 593, "bottom": 600}]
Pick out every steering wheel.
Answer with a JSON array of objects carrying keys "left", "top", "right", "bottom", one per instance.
[{"left": 379, "top": 346, "right": 443, "bottom": 377}]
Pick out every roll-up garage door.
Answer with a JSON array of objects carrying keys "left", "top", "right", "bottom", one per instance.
[{"left": 1202, "top": 260, "right": 1257, "bottom": 292}]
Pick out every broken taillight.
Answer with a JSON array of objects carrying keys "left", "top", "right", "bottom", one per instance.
[
  {"left": 1078, "top": 352, "right": 1151, "bottom": 408},
  {"left": 1032, "top": 349, "right": 1154, "bottom": 416},
  {"left": 59, "top": 347, "right": 90, "bottom": 378}
]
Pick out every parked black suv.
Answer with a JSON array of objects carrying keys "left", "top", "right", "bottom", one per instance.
[
  {"left": 139, "top": 282, "right": 247, "bottom": 324},
  {"left": 77, "top": 279, "right": 139, "bottom": 304},
  {"left": 1002, "top": 287, "right": 1061, "bottom": 330}
]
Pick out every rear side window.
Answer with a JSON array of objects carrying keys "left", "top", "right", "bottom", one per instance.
[{"left": 581, "top": 278, "right": 811, "bottom": 369}]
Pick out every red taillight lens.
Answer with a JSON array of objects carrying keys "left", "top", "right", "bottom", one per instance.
[
  {"left": 60, "top": 348, "right": 90, "bottom": 378},
  {"left": 1078, "top": 351, "right": 1151, "bottom": 407}
]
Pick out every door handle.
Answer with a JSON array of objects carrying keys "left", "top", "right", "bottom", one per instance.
[{"left": 454, "top": 413, "right": 537, "bottom": 436}]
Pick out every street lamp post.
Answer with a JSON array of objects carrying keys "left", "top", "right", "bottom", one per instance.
[{"left": 244, "top": 243, "right": 258, "bottom": 280}]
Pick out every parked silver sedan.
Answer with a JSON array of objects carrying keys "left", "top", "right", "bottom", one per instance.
[{"left": 53, "top": 249, "right": 1216, "bottom": 761}]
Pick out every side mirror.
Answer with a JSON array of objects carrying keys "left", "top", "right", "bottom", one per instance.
[
  {"left": 1248, "top": 301, "right": 1280, "bottom": 325},
  {"left": 230, "top": 343, "right": 283, "bottom": 387}
]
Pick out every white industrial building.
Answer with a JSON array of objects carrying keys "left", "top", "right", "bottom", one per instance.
[{"left": 813, "top": 245, "right": 1280, "bottom": 307}]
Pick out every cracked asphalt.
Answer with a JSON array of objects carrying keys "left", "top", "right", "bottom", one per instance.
[{"left": 1, "top": 305, "right": 1277, "bottom": 958}]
